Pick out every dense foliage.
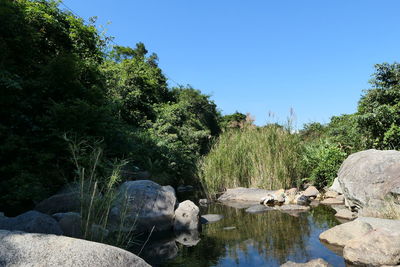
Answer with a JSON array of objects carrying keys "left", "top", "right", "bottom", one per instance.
[
  {"left": 1, "top": 0, "right": 399, "bottom": 213},
  {"left": 0, "top": 0, "right": 220, "bottom": 214}
]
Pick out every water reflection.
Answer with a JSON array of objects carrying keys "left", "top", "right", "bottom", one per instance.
[{"left": 131, "top": 203, "right": 345, "bottom": 267}]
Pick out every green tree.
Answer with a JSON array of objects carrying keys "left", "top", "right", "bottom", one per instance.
[{"left": 357, "top": 63, "right": 400, "bottom": 149}]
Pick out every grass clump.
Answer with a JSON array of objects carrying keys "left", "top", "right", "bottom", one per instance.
[
  {"left": 198, "top": 124, "right": 305, "bottom": 197},
  {"left": 66, "top": 136, "right": 135, "bottom": 248}
]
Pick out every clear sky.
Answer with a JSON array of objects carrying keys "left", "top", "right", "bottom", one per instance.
[{"left": 63, "top": 0, "right": 399, "bottom": 127}]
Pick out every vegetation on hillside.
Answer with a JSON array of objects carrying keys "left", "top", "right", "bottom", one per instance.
[{"left": 1, "top": 0, "right": 400, "bottom": 213}]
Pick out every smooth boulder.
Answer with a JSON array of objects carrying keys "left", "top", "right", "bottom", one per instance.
[
  {"left": 0, "top": 230, "right": 149, "bottom": 267},
  {"left": 303, "top": 186, "right": 319, "bottom": 198},
  {"left": 173, "top": 200, "right": 200, "bottom": 231},
  {"left": 338, "top": 149, "right": 400, "bottom": 210},
  {"left": 343, "top": 228, "right": 400, "bottom": 266},
  {"left": 319, "top": 219, "right": 373, "bottom": 247},
  {"left": 0, "top": 210, "right": 62, "bottom": 235},
  {"left": 281, "top": 258, "right": 332, "bottom": 267},
  {"left": 109, "top": 180, "right": 176, "bottom": 232},
  {"left": 35, "top": 192, "right": 80, "bottom": 215},
  {"left": 218, "top": 187, "right": 275, "bottom": 202}
]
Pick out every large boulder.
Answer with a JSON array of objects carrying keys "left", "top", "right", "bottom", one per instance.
[
  {"left": 53, "top": 212, "right": 82, "bottom": 238},
  {"left": 35, "top": 192, "right": 80, "bottom": 215},
  {"left": 109, "top": 180, "right": 176, "bottom": 233},
  {"left": 303, "top": 186, "right": 319, "bottom": 198},
  {"left": 338, "top": 149, "right": 400, "bottom": 210},
  {"left": 0, "top": 230, "right": 149, "bottom": 267},
  {"left": 343, "top": 228, "right": 400, "bottom": 266},
  {"left": 0, "top": 210, "right": 62, "bottom": 235},
  {"left": 218, "top": 187, "right": 275, "bottom": 202},
  {"left": 280, "top": 258, "right": 332, "bottom": 267},
  {"left": 319, "top": 219, "right": 373, "bottom": 247},
  {"left": 173, "top": 200, "right": 200, "bottom": 231},
  {"left": 329, "top": 178, "right": 343, "bottom": 194}
]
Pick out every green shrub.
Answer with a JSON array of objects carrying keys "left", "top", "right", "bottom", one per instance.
[
  {"left": 302, "top": 140, "right": 346, "bottom": 188},
  {"left": 198, "top": 124, "right": 305, "bottom": 197}
]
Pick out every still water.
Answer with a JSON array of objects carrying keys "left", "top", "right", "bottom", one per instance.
[{"left": 132, "top": 201, "right": 345, "bottom": 267}]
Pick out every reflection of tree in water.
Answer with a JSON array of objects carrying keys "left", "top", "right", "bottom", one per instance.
[
  {"left": 154, "top": 204, "right": 340, "bottom": 266},
  {"left": 204, "top": 204, "right": 311, "bottom": 265},
  {"left": 309, "top": 205, "right": 340, "bottom": 229}
]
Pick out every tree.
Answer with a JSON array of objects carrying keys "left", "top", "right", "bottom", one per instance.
[{"left": 357, "top": 63, "right": 400, "bottom": 149}]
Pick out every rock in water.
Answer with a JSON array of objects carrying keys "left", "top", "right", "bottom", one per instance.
[
  {"left": 109, "top": 180, "right": 176, "bottom": 233},
  {"left": 0, "top": 210, "right": 62, "bottom": 235},
  {"left": 319, "top": 219, "right": 373, "bottom": 247},
  {"left": 343, "top": 228, "right": 400, "bottom": 266},
  {"left": 173, "top": 200, "right": 200, "bottom": 231},
  {"left": 200, "top": 214, "right": 223, "bottom": 224},
  {"left": 218, "top": 187, "right": 275, "bottom": 202},
  {"left": 0, "top": 230, "right": 149, "bottom": 267},
  {"left": 296, "top": 195, "right": 310, "bottom": 206},
  {"left": 280, "top": 258, "right": 333, "bottom": 267},
  {"left": 245, "top": 205, "right": 274, "bottom": 214},
  {"left": 338, "top": 149, "right": 400, "bottom": 210}
]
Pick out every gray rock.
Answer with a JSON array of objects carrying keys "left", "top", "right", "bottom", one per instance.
[
  {"left": 303, "top": 186, "right": 319, "bottom": 198},
  {"left": 276, "top": 205, "right": 310, "bottom": 212},
  {"left": 245, "top": 205, "right": 274, "bottom": 214},
  {"left": 219, "top": 200, "right": 259, "bottom": 209},
  {"left": 296, "top": 195, "right": 310, "bottom": 206},
  {"left": 261, "top": 194, "right": 275, "bottom": 205},
  {"left": 338, "top": 149, "right": 400, "bottom": 210},
  {"left": 320, "top": 196, "right": 344, "bottom": 205},
  {"left": 335, "top": 209, "right": 356, "bottom": 220},
  {"left": 281, "top": 258, "right": 333, "bottom": 267},
  {"left": 53, "top": 212, "right": 82, "bottom": 238},
  {"left": 324, "top": 190, "right": 339, "bottom": 199},
  {"left": 0, "top": 230, "right": 149, "bottom": 267},
  {"left": 329, "top": 178, "right": 343, "bottom": 194},
  {"left": 175, "top": 230, "right": 200, "bottom": 247},
  {"left": 109, "top": 180, "right": 176, "bottom": 233},
  {"left": 173, "top": 200, "right": 200, "bottom": 231},
  {"left": 90, "top": 224, "right": 109, "bottom": 240},
  {"left": 199, "top": 199, "right": 210, "bottom": 206},
  {"left": 0, "top": 210, "right": 62, "bottom": 235},
  {"left": 218, "top": 187, "right": 275, "bottom": 202},
  {"left": 35, "top": 192, "right": 80, "bottom": 215},
  {"left": 200, "top": 214, "right": 223, "bottom": 224},
  {"left": 319, "top": 219, "right": 373, "bottom": 247},
  {"left": 343, "top": 228, "right": 400, "bottom": 266},
  {"left": 357, "top": 216, "right": 400, "bottom": 232}
]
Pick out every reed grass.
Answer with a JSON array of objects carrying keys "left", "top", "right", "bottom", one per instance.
[
  {"left": 66, "top": 136, "right": 136, "bottom": 248},
  {"left": 198, "top": 124, "right": 305, "bottom": 197}
]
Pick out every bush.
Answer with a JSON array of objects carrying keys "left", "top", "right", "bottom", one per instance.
[
  {"left": 302, "top": 140, "right": 346, "bottom": 188},
  {"left": 198, "top": 124, "right": 305, "bottom": 197}
]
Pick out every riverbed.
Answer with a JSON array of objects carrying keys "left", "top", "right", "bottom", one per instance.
[{"left": 131, "top": 200, "right": 345, "bottom": 266}]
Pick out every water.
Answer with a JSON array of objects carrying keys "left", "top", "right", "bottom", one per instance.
[{"left": 132, "top": 201, "right": 345, "bottom": 267}]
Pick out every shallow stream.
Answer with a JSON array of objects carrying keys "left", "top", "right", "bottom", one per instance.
[{"left": 131, "top": 199, "right": 345, "bottom": 267}]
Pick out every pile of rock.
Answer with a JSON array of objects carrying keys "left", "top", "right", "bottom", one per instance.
[{"left": 319, "top": 217, "right": 400, "bottom": 266}]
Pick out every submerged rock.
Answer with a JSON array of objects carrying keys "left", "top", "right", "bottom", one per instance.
[
  {"left": 173, "top": 200, "right": 200, "bottom": 231},
  {"left": 280, "top": 258, "right": 333, "bottom": 267},
  {"left": 175, "top": 230, "right": 200, "bottom": 247},
  {"left": 0, "top": 230, "right": 149, "bottom": 267},
  {"left": 200, "top": 214, "right": 223, "bottom": 224},
  {"left": 0, "top": 210, "right": 62, "bottom": 235},
  {"left": 245, "top": 205, "right": 274, "bottom": 214},
  {"left": 109, "top": 180, "right": 176, "bottom": 233}
]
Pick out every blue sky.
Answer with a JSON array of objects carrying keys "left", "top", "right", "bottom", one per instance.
[{"left": 64, "top": 0, "right": 400, "bottom": 127}]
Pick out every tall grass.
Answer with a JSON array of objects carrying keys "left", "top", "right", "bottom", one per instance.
[
  {"left": 198, "top": 124, "right": 305, "bottom": 197},
  {"left": 66, "top": 136, "right": 135, "bottom": 248}
]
